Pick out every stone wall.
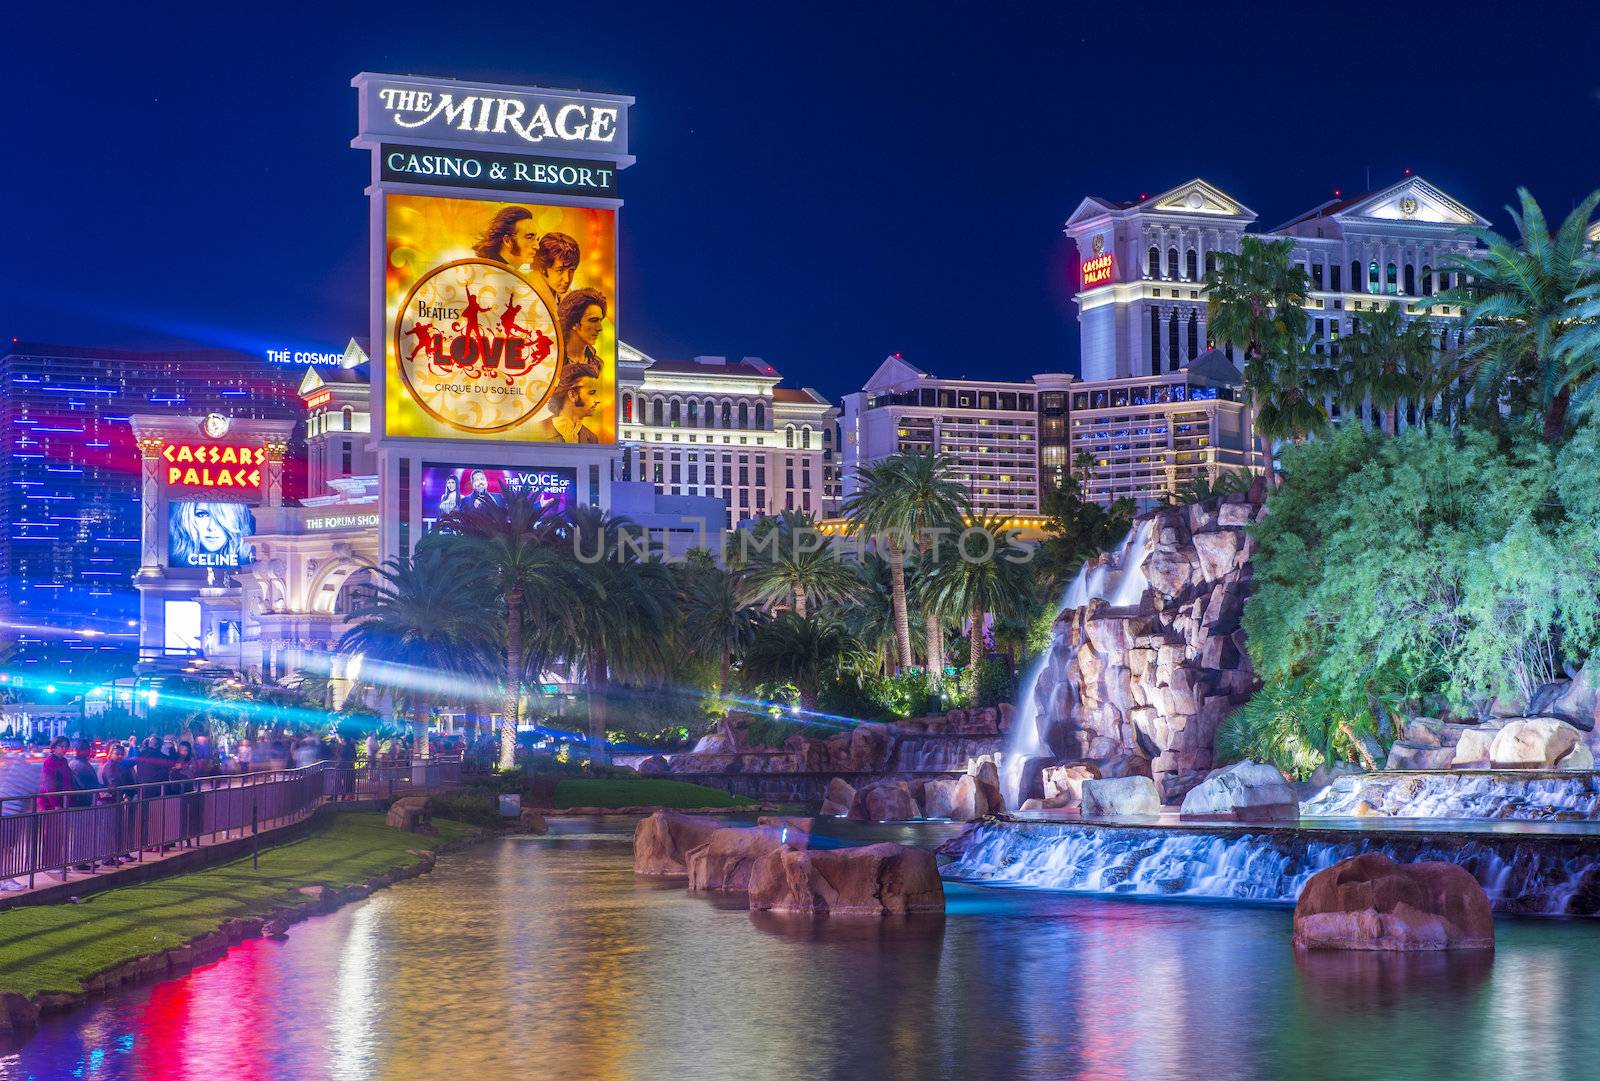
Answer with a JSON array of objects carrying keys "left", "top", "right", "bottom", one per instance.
[{"left": 1033, "top": 491, "right": 1264, "bottom": 801}]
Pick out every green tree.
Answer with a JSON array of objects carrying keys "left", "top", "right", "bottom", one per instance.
[
  {"left": 337, "top": 550, "right": 494, "bottom": 753},
  {"left": 743, "top": 612, "right": 867, "bottom": 712},
  {"left": 1034, "top": 453, "right": 1134, "bottom": 593},
  {"left": 558, "top": 505, "right": 678, "bottom": 765},
  {"left": 1341, "top": 301, "right": 1436, "bottom": 434},
  {"left": 844, "top": 450, "right": 970, "bottom": 678},
  {"left": 921, "top": 516, "right": 1036, "bottom": 673},
  {"left": 1206, "top": 236, "right": 1312, "bottom": 483},
  {"left": 677, "top": 560, "right": 765, "bottom": 692},
  {"left": 438, "top": 490, "right": 592, "bottom": 770},
  {"left": 1433, "top": 187, "right": 1600, "bottom": 442},
  {"left": 744, "top": 512, "right": 860, "bottom": 618},
  {"left": 843, "top": 551, "right": 924, "bottom": 676}
]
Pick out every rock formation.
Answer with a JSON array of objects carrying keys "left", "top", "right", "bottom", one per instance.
[
  {"left": 1293, "top": 852, "right": 1494, "bottom": 951},
  {"left": 1080, "top": 775, "right": 1161, "bottom": 817},
  {"left": 1179, "top": 760, "right": 1298, "bottom": 821},
  {"left": 746, "top": 842, "right": 945, "bottom": 916},
  {"left": 632, "top": 811, "right": 721, "bottom": 875},
  {"left": 686, "top": 825, "right": 807, "bottom": 892},
  {"left": 1026, "top": 492, "right": 1264, "bottom": 802},
  {"left": 848, "top": 780, "right": 921, "bottom": 822}
]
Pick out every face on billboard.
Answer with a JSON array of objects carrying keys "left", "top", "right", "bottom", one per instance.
[
  {"left": 168, "top": 502, "right": 256, "bottom": 569},
  {"left": 385, "top": 194, "right": 616, "bottom": 444},
  {"left": 420, "top": 464, "right": 576, "bottom": 524}
]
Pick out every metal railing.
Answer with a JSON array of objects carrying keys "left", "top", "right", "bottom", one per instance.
[{"left": 0, "top": 755, "right": 462, "bottom": 892}]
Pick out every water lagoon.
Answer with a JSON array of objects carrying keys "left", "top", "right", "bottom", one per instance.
[{"left": 6, "top": 818, "right": 1599, "bottom": 1081}]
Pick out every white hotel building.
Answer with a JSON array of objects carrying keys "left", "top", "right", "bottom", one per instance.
[{"left": 1064, "top": 174, "right": 1485, "bottom": 504}]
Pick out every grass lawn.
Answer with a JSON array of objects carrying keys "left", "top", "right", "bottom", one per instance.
[
  {"left": 0, "top": 812, "right": 474, "bottom": 999},
  {"left": 553, "top": 777, "right": 756, "bottom": 810}
]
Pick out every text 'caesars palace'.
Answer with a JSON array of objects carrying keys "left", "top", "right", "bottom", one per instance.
[{"left": 0, "top": 70, "right": 1492, "bottom": 704}]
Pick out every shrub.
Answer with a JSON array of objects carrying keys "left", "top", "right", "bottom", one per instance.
[{"left": 429, "top": 789, "right": 505, "bottom": 829}]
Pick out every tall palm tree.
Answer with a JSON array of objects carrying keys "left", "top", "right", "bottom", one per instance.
[
  {"left": 1433, "top": 187, "right": 1600, "bottom": 441},
  {"left": 1341, "top": 302, "right": 1436, "bottom": 434},
  {"left": 556, "top": 505, "right": 678, "bottom": 764},
  {"left": 678, "top": 560, "right": 765, "bottom": 692},
  {"left": 338, "top": 551, "right": 493, "bottom": 753},
  {"left": 438, "top": 490, "right": 592, "bottom": 770},
  {"left": 1256, "top": 334, "right": 1334, "bottom": 451},
  {"left": 844, "top": 450, "right": 969, "bottom": 680},
  {"left": 921, "top": 516, "right": 1035, "bottom": 674},
  {"left": 742, "top": 612, "right": 865, "bottom": 713},
  {"left": 744, "top": 513, "right": 859, "bottom": 618},
  {"left": 1206, "top": 236, "right": 1311, "bottom": 484},
  {"left": 842, "top": 552, "right": 923, "bottom": 676}
]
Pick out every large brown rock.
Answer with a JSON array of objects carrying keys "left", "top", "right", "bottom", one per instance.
[
  {"left": 819, "top": 777, "right": 856, "bottom": 817},
  {"left": 1489, "top": 718, "right": 1582, "bottom": 769},
  {"left": 1293, "top": 853, "right": 1494, "bottom": 951},
  {"left": 967, "top": 758, "right": 1005, "bottom": 813},
  {"left": 922, "top": 775, "right": 988, "bottom": 821},
  {"left": 687, "top": 826, "right": 805, "bottom": 891},
  {"left": 848, "top": 781, "right": 921, "bottom": 822},
  {"left": 1080, "top": 775, "right": 1160, "bottom": 817},
  {"left": 1042, "top": 763, "right": 1100, "bottom": 804},
  {"left": 386, "top": 796, "right": 434, "bottom": 833},
  {"left": 1179, "top": 760, "right": 1298, "bottom": 821},
  {"left": 632, "top": 811, "right": 721, "bottom": 875},
  {"left": 747, "top": 842, "right": 944, "bottom": 916},
  {"left": 1385, "top": 742, "right": 1459, "bottom": 770}
]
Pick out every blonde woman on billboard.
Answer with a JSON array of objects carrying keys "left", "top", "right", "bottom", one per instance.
[{"left": 170, "top": 502, "right": 255, "bottom": 568}]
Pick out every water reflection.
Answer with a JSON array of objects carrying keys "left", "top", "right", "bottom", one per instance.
[{"left": 4, "top": 819, "right": 1599, "bottom": 1081}]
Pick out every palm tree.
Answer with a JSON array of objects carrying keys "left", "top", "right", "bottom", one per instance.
[
  {"left": 742, "top": 612, "right": 865, "bottom": 712},
  {"left": 842, "top": 552, "right": 924, "bottom": 676},
  {"left": 437, "top": 490, "right": 592, "bottom": 770},
  {"left": 557, "top": 505, "right": 678, "bottom": 764},
  {"left": 678, "top": 560, "right": 765, "bottom": 692},
  {"left": 1206, "top": 236, "right": 1311, "bottom": 484},
  {"left": 843, "top": 450, "right": 969, "bottom": 680},
  {"left": 1341, "top": 302, "right": 1436, "bottom": 434},
  {"left": 1162, "top": 468, "right": 1253, "bottom": 507},
  {"left": 921, "top": 517, "right": 1035, "bottom": 674},
  {"left": 1433, "top": 187, "right": 1600, "bottom": 441},
  {"left": 1256, "top": 334, "right": 1334, "bottom": 451},
  {"left": 338, "top": 551, "right": 493, "bottom": 754},
  {"left": 744, "top": 513, "right": 859, "bottom": 618}
]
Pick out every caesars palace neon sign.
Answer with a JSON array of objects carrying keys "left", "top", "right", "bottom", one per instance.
[
  {"left": 1081, "top": 252, "right": 1115, "bottom": 288},
  {"left": 162, "top": 442, "right": 265, "bottom": 489}
]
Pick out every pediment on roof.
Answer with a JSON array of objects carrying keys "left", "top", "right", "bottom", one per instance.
[
  {"left": 863, "top": 353, "right": 926, "bottom": 390},
  {"left": 1148, "top": 179, "right": 1255, "bottom": 220},
  {"left": 297, "top": 367, "right": 325, "bottom": 395},
  {"left": 1341, "top": 176, "right": 1487, "bottom": 227}
]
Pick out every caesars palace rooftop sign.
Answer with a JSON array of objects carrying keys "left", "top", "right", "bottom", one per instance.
[{"left": 354, "top": 73, "right": 632, "bottom": 159}]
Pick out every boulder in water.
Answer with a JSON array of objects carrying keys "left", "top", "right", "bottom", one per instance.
[
  {"left": 633, "top": 811, "right": 721, "bottom": 875},
  {"left": 1179, "top": 760, "right": 1298, "bottom": 821},
  {"left": 687, "top": 826, "right": 806, "bottom": 891},
  {"left": 967, "top": 757, "right": 1005, "bottom": 812},
  {"left": 1451, "top": 726, "right": 1498, "bottom": 768},
  {"left": 922, "top": 775, "right": 989, "bottom": 821},
  {"left": 820, "top": 777, "right": 856, "bottom": 817},
  {"left": 848, "top": 781, "right": 921, "bottom": 822},
  {"left": 746, "top": 842, "right": 944, "bottom": 916},
  {"left": 1490, "top": 718, "right": 1583, "bottom": 769},
  {"left": 1385, "top": 742, "right": 1458, "bottom": 770},
  {"left": 1293, "top": 852, "right": 1494, "bottom": 951},
  {"left": 1080, "top": 775, "right": 1160, "bottom": 817}
]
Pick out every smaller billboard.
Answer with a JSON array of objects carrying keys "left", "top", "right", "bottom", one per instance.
[
  {"left": 168, "top": 501, "right": 257, "bottom": 569},
  {"left": 421, "top": 464, "right": 575, "bottom": 525}
]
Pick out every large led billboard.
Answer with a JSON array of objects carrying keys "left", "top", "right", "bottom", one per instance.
[
  {"left": 385, "top": 193, "right": 615, "bottom": 444},
  {"left": 168, "top": 501, "right": 257, "bottom": 569},
  {"left": 420, "top": 464, "right": 575, "bottom": 526}
]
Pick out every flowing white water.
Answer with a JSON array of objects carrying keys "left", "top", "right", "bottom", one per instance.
[
  {"left": 941, "top": 819, "right": 1600, "bottom": 915},
  {"left": 1302, "top": 771, "right": 1600, "bottom": 820},
  {"left": 1000, "top": 515, "right": 1156, "bottom": 809}
]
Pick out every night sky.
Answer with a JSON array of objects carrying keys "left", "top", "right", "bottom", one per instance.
[{"left": 5, "top": 0, "right": 1596, "bottom": 401}]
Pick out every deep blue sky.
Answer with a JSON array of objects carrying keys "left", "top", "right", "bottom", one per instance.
[{"left": 5, "top": 0, "right": 1596, "bottom": 401}]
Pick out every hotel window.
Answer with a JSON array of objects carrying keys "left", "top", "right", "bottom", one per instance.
[
  {"left": 1168, "top": 311, "right": 1180, "bottom": 370},
  {"left": 720, "top": 401, "right": 731, "bottom": 426},
  {"left": 1187, "top": 312, "right": 1199, "bottom": 359},
  {"left": 1147, "top": 246, "right": 1160, "bottom": 278},
  {"left": 1330, "top": 264, "right": 1342, "bottom": 292},
  {"left": 670, "top": 463, "right": 681, "bottom": 483},
  {"left": 755, "top": 403, "right": 766, "bottom": 428},
  {"left": 756, "top": 466, "right": 766, "bottom": 486},
  {"left": 1421, "top": 265, "right": 1433, "bottom": 296},
  {"left": 670, "top": 400, "right": 681, "bottom": 426},
  {"left": 784, "top": 426, "right": 794, "bottom": 448},
  {"left": 341, "top": 406, "right": 353, "bottom": 431},
  {"left": 687, "top": 400, "right": 698, "bottom": 426},
  {"left": 1351, "top": 262, "right": 1362, "bottom": 293},
  {"left": 1386, "top": 263, "right": 1398, "bottom": 294},
  {"left": 653, "top": 400, "right": 664, "bottom": 425},
  {"left": 341, "top": 440, "right": 352, "bottom": 475},
  {"left": 1185, "top": 249, "right": 1197, "bottom": 280},
  {"left": 738, "top": 402, "right": 749, "bottom": 427},
  {"left": 1310, "top": 263, "right": 1324, "bottom": 290},
  {"left": 1368, "top": 262, "right": 1380, "bottom": 293},
  {"left": 622, "top": 394, "right": 633, "bottom": 422},
  {"left": 1404, "top": 265, "right": 1416, "bottom": 295},
  {"left": 1204, "top": 251, "right": 1217, "bottom": 277},
  {"left": 1150, "top": 308, "right": 1161, "bottom": 375},
  {"left": 1166, "top": 247, "right": 1179, "bottom": 279}
]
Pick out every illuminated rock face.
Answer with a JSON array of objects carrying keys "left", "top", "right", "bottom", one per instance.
[
  {"left": 1032, "top": 492, "right": 1264, "bottom": 803},
  {"left": 1293, "top": 852, "right": 1495, "bottom": 951},
  {"left": 633, "top": 811, "right": 721, "bottom": 875},
  {"left": 747, "top": 843, "right": 944, "bottom": 916}
]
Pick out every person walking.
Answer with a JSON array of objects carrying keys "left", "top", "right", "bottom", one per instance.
[
  {"left": 36, "top": 737, "right": 75, "bottom": 812},
  {"left": 68, "top": 742, "right": 100, "bottom": 808}
]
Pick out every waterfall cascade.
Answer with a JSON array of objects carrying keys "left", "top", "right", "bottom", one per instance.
[
  {"left": 1302, "top": 770, "right": 1600, "bottom": 820},
  {"left": 941, "top": 818, "right": 1600, "bottom": 916}
]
